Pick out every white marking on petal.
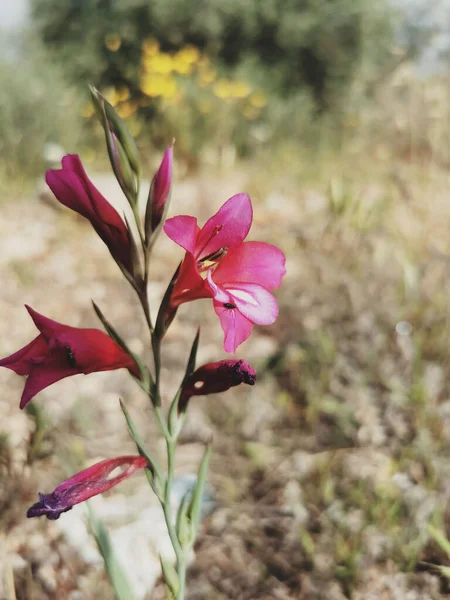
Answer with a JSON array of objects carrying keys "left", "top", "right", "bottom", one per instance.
[{"left": 229, "top": 288, "right": 259, "bottom": 305}]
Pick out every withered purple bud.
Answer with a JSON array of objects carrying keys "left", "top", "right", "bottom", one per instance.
[
  {"left": 179, "top": 359, "right": 256, "bottom": 412},
  {"left": 27, "top": 456, "right": 150, "bottom": 520}
]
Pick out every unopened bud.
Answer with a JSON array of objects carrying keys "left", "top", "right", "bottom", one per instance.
[
  {"left": 145, "top": 144, "right": 173, "bottom": 244},
  {"left": 179, "top": 359, "right": 256, "bottom": 412},
  {"left": 89, "top": 86, "right": 141, "bottom": 205}
]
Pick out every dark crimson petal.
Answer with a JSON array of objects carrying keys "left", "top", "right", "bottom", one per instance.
[
  {"left": 180, "top": 359, "right": 256, "bottom": 411},
  {"left": 20, "top": 363, "right": 77, "bottom": 409},
  {"left": 0, "top": 334, "right": 48, "bottom": 376}
]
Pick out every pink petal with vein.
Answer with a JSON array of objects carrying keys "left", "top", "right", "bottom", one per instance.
[
  {"left": 213, "top": 303, "right": 254, "bottom": 353},
  {"left": 227, "top": 283, "right": 279, "bottom": 325},
  {"left": 214, "top": 241, "right": 286, "bottom": 290},
  {"left": 195, "top": 194, "right": 252, "bottom": 259},
  {"left": 163, "top": 215, "right": 199, "bottom": 254}
]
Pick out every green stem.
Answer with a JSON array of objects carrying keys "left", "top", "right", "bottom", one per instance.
[
  {"left": 128, "top": 200, "right": 187, "bottom": 598},
  {"left": 154, "top": 408, "right": 186, "bottom": 599}
]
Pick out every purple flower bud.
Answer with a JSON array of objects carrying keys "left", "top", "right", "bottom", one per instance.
[
  {"left": 27, "top": 456, "right": 150, "bottom": 520},
  {"left": 180, "top": 359, "right": 256, "bottom": 412},
  {"left": 145, "top": 144, "right": 173, "bottom": 241}
]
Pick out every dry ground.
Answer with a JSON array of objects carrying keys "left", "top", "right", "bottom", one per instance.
[{"left": 1, "top": 156, "right": 450, "bottom": 599}]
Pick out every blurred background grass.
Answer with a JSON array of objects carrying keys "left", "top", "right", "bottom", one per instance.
[{"left": 3, "top": 1, "right": 450, "bottom": 599}]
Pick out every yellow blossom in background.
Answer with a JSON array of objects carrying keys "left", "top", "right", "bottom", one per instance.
[
  {"left": 115, "top": 101, "right": 138, "bottom": 119},
  {"left": 232, "top": 81, "right": 252, "bottom": 99},
  {"left": 115, "top": 86, "right": 130, "bottom": 103},
  {"left": 176, "top": 45, "right": 200, "bottom": 64},
  {"left": 142, "top": 38, "right": 160, "bottom": 56},
  {"left": 140, "top": 74, "right": 177, "bottom": 98},
  {"left": 152, "top": 52, "right": 173, "bottom": 75},
  {"left": 214, "top": 79, "right": 233, "bottom": 100},
  {"left": 101, "top": 86, "right": 119, "bottom": 106},
  {"left": 104, "top": 33, "right": 121, "bottom": 52},
  {"left": 250, "top": 91, "right": 268, "bottom": 108},
  {"left": 173, "top": 53, "right": 194, "bottom": 75}
]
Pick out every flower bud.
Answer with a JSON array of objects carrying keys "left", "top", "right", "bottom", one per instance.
[
  {"left": 145, "top": 144, "right": 173, "bottom": 244},
  {"left": 179, "top": 359, "right": 256, "bottom": 412},
  {"left": 89, "top": 86, "right": 141, "bottom": 205},
  {"left": 27, "top": 456, "right": 150, "bottom": 520}
]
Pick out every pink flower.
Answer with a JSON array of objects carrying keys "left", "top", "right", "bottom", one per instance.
[
  {"left": 164, "top": 195, "right": 286, "bottom": 352},
  {"left": 180, "top": 359, "right": 256, "bottom": 411},
  {"left": 46, "top": 155, "right": 133, "bottom": 273},
  {"left": 0, "top": 306, "right": 139, "bottom": 409},
  {"left": 27, "top": 455, "right": 150, "bottom": 520},
  {"left": 145, "top": 145, "right": 173, "bottom": 237}
]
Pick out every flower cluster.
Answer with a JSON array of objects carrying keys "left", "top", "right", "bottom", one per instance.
[
  {"left": 0, "top": 88, "right": 285, "bottom": 597},
  {"left": 164, "top": 194, "right": 286, "bottom": 352}
]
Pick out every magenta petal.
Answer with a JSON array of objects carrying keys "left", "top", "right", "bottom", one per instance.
[
  {"left": 25, "top": 305, "right": 62, "bottom": 340},
  {"left": 20, "top": 364, "right": 76, "bottom": 409},
  {"left": 214, "top": 241, "right": 286, "bottom": 290},
  {"left": 205, "top": 269, "right": 230, "bottom": 304},
  {"left": 195, "top": 194, "right": 252, "bottom": 259},
  {"left": 227, "top": 283, "right": 279, "bottom": 325},
  {"left": 171, "top": 253, "right": 212, "bottom": 307},
  {"left": 151, "top": 145, "right": 173, "bottom": 231},
  {"left": 60, "top": 155, "right": 124, "bottom": 229},
  {"left": 214, "top": 302, "right": 254, "bottom": 353},
  {"left": 46, "top": 155, "right": 126, "bottom": 231},
  {"left": 164, "top": 215, "right": 199, "bottom": 254},
  {"left": 45, "top": 169, "right": 92, "bottom": 218},
  {"left": 0, "top": 335, "right": 48, "bottom": 376}
]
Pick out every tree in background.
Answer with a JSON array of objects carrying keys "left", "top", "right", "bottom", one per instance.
[{"left": 30, "top": 0, "right": 398, "bottom": 112}]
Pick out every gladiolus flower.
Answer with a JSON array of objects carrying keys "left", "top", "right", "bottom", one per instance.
[
  {"left": 164, "top": 194, "right": 286, "bottom": 352},
  {"left": 46, "top": 155, "right": 134, "bottom": 274},
  {"left": 0, "top": 306, "right": 139, "bottom": 409},
  {"left": 27, "top": 455, "right": 150, "bottom": 520},
  {"left": 180, "top": 359, "right": 256, "bottom": 411},
  {"left": 145, "top": 144, "right": 173, "bottom": 239}
]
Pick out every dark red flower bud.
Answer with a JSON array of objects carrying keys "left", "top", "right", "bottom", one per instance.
[
  {"left": 27, "top": 455, "right": 149, "bottom": 520},
  {"left": 0, "top": 306, "right": 139, "bottom": 409},
  {"left": 46, "top": 155, "right": 134, "bottom": 275},
  {"left": 145, "top": 145, "right": 173, "bottom": 242},
  {"left": 180, "top": 359, "right": 256, "bottom": 411}
]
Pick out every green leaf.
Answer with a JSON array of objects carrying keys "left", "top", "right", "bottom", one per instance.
[
  {"left": 92, "top": 301, "right": 128, "bottom": 352},
  {"left": 159, "top": 557, "right": 179, "bottom": 599},
  {"left": 119, "top": 399, "right": 163, "bottom": 493},
  {"left": 185, "top": 328, "right": 200, "bottom": 377},
  {"left": 175, "top": 491, "right": 191, "bottom": 547},
  {"left": 167, "top": 389, "right": 183, "bottom": 438},
  {"left": 168, "top": 328, "right": 201, "bottom": 433},
  {"left": 154, "top": 263, "right": 181, "bottom": 340},
  {"left": 92, "top": 301, "right": 153, "bottom": 394},
  {"left": 187, "top": 442, "right": 212, "bottom": 538},
  {"left": 89, "top": 85, "right": 141, "bottom": 181},
  {"left": 123, "top": 214, "right": 143, "bottom": 283},
  {"left": 428, "top": 524, "right": 450, "bottom": 557},
  {"left": 87, "top": 504, "right": 138, "bottom": 600}
]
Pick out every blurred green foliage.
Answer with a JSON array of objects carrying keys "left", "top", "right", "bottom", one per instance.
[
  {"left": 0, "top": 35, "right": 82, "bottom": 184},
  {"left": 31, "top": 0, "right": 397, "bottom": 111}
]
